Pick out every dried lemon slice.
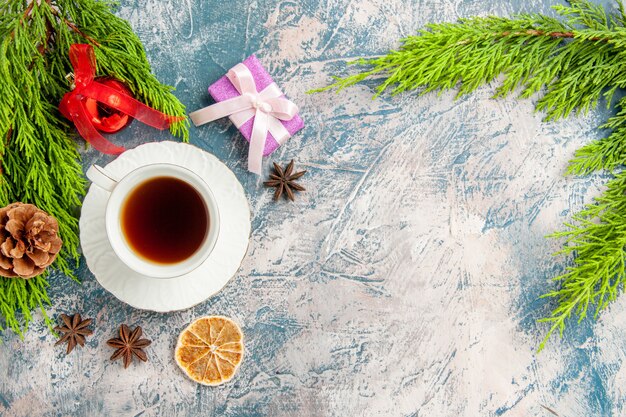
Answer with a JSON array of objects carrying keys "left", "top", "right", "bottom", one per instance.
[{"left": 175, "top": 316, "right": 244, "bottom": 386}]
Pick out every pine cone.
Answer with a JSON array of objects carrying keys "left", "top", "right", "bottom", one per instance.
[{"left": 0, "top": 203, "right": 63, "bottom": 279}]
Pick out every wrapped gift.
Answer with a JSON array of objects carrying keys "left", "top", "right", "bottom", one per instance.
[{"left": 190, "top": 55, "right": 304, "bottom": 174}]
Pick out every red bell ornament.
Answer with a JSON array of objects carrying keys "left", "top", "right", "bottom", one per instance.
[
  {"left": 83, "top": 77, "right": 132, "bottom": 134},
  {"left": 59, "top": 44, "right": 183, "bottom": 155}
]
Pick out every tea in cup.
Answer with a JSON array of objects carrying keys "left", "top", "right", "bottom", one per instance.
[{"left": 86, "top": 163, "right": 220, "bottom": 278}]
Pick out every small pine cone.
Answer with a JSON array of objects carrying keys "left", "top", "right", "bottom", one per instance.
[{"left": 0, "top": 203, "right": 63, "bottom": 279}]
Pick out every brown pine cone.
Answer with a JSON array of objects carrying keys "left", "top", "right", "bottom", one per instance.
[{"left": 0, "top": 203, "right": 63, "bottom": 279}]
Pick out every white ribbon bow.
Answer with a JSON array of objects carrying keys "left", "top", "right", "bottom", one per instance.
[{"left": 189, "top": 63, "right": 299, "bottom": 175}]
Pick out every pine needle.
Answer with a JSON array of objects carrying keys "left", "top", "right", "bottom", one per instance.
[
  {"left": 0, "top": 0, "right": 188, "bottom": 336},
  {"left": 310, "top": 0, "right": 626, "bottom": 350}
]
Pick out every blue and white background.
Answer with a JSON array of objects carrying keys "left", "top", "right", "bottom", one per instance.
[{"left": 0, "top": 0, "right": 624, "bottom": 415}]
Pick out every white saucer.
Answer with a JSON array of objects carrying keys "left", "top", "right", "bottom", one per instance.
[{"left": 79, "top": 141, "right": 251, "bottom": 312}]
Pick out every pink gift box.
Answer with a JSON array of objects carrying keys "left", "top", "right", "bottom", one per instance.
[{"left": 208, "top": 55, "right": 305, "bottom": 156}]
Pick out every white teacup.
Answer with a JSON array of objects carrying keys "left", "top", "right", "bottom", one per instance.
[{"left": 86, "top": 163, "right": 220, "bottom": 279}]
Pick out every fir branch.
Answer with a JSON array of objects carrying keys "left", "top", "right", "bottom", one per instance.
[
  {"left": 567, "top": 94, "right": 626, "bottom": 174},
  {"left": 311, "top": 0, "right": 626, "bottom": 349},
  {"left": 539, "top": 171, "right": 626, "bottom": 351},
  {"left": 0, "top": 0, "right": 188, "bottom": 336},
  {"left": 310, "top": 5, "right": 626, "bottom": 122}
]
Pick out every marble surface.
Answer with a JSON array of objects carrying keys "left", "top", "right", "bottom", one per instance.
[{"left": 1, "top": 0, "right": 624, "bottom": 416}]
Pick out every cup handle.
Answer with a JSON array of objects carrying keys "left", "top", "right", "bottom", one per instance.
[{"left": 86, "top": 165, "right": 119, "bottom": 193}]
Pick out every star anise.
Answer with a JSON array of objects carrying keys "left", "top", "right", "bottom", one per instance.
[
  {"left": 264, "top": 160, "right": 306, "bottom": 201},
  {"left": 54, "top": 313, "right": 93, "bottom": 354},
  {"left": 107, "top": 324, "right": 152, "bottom": 368}
]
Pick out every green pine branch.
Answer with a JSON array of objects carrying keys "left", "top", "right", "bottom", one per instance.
[
  {"left": 311, "top": 0, "right": 626, "bottom": 349},
  {"left": 539, "top": 170, "right": 626, "bottom": 351},
  {"left": 0, "top": 0, "right": 188, "bottom": 336},
  {"left": 568, "top": 96, "right": 626, "bottom": 174},
  {"left": 311, "top": 2, "right": 626, "bottom": 125}
]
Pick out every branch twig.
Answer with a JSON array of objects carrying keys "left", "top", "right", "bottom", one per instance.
[
  {"left": 48, "top": 7, "right": 101, "bottom": 47},
  {"left": 501, "top": 29, "right": 604, "bottom": 42}
]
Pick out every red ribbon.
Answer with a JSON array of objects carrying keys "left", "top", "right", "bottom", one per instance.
[{"left": 59, "top": 44, "right": 182, "bottom": 155}]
